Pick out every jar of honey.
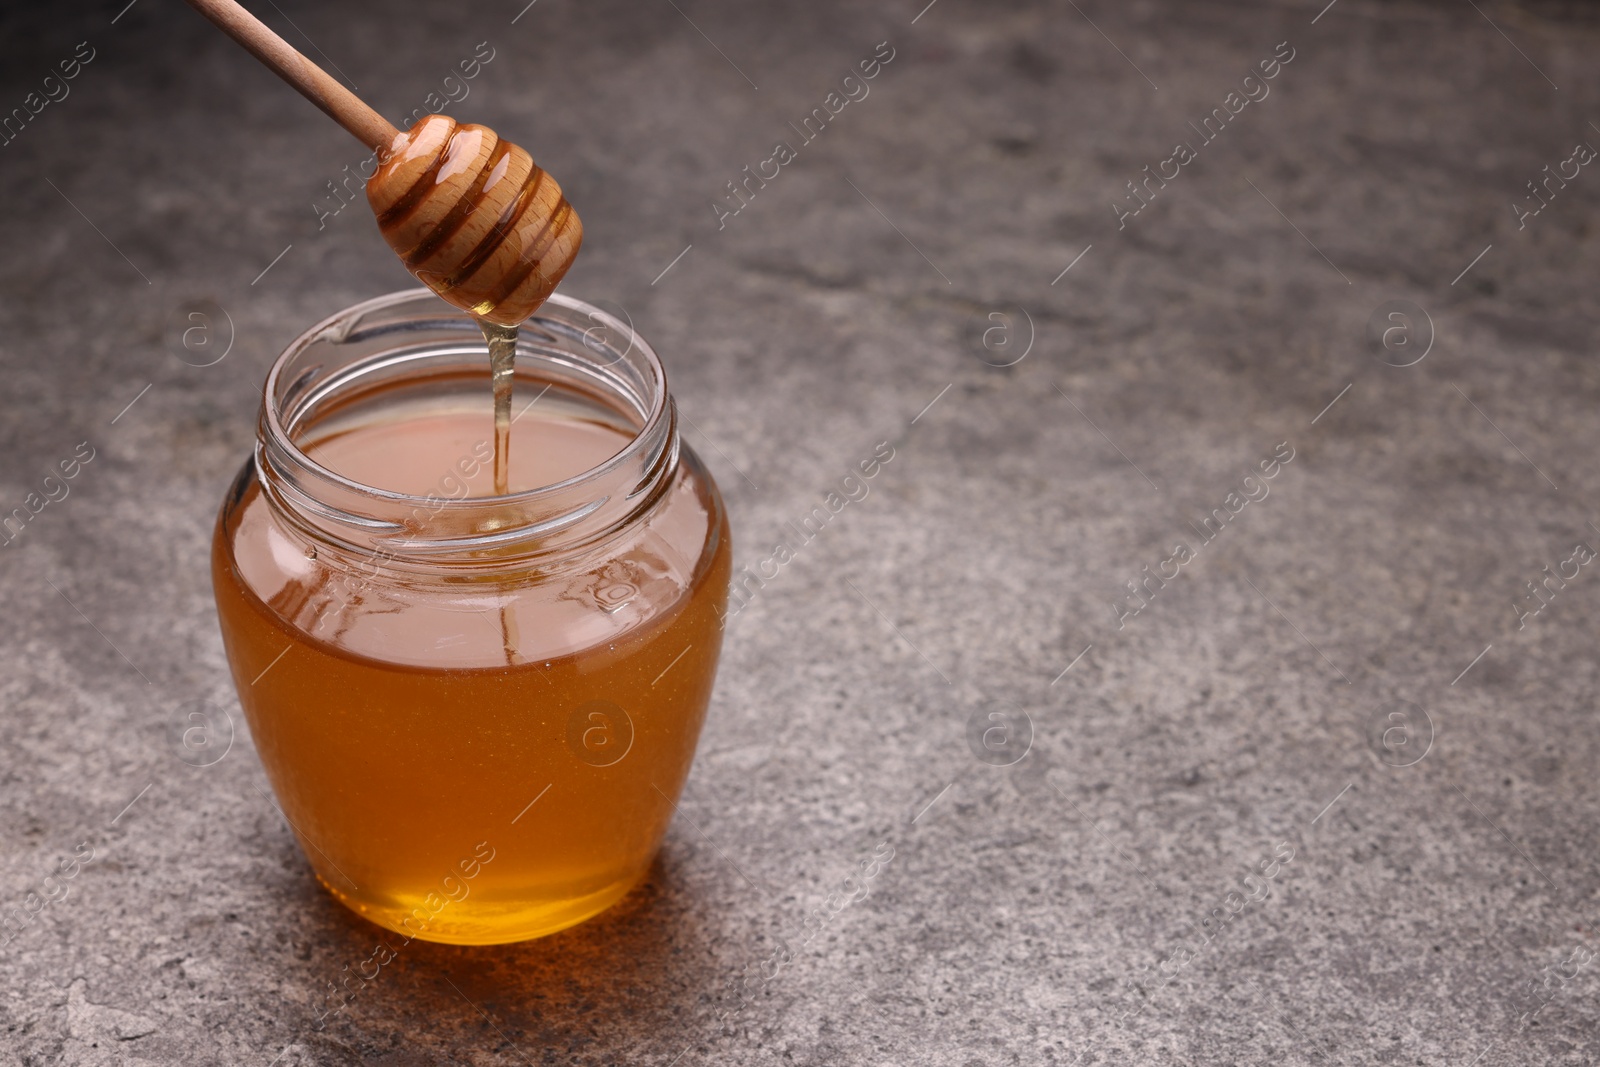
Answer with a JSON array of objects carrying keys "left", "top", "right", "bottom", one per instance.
[{"left": 211, "top": 289, "right": 732, "bottom": 944}]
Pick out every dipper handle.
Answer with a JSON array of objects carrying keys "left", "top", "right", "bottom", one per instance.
[{"left": 183, "top": 0, "right": 399, "bottom": 153}]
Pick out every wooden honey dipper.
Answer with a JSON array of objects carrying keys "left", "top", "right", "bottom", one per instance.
[{"left": 184, "top": 0, "right": 582, "bottom": 326}]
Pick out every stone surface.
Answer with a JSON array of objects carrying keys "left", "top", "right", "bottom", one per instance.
[{"left": 3, "top": 0, "right": 1600, "bottom": 1063}]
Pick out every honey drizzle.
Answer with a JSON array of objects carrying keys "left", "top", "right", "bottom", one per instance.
[
  {"left": 478, "top": 318, "right": 518, "bottom": 496},
  {"left": 477, "top": 316, "right": 520, "bottom": 665}
]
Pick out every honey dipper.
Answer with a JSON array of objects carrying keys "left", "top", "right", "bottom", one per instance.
[{"left": 184, "top": 0, "right": 582, "bottom": 326}]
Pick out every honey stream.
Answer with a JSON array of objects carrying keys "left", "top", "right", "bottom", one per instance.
[
  {"left": 479, "top": 319, "right": 519, "bottom": 497},
  {"left": 477, "top": 317, "right": 521, "bottom": 663}
]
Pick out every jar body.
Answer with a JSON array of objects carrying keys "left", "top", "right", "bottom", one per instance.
[{"left": 210, "top": 290, "right": 731, "bottom": 945}]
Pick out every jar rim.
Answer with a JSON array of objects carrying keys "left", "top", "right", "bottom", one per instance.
[
  {"left": 262, "top": 287, "right": 667, "bottom": 510},
  {"left": 254, "top": 287, "right": 679, "bottom": 564}
]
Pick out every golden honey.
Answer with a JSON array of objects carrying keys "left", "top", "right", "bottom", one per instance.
[{"left": 211, "top": 291, "right": 730, "bottom": 944}]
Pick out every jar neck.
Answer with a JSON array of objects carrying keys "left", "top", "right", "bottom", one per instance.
[{"left": 255, "top": 289, "right": 677, "bottom": 569}]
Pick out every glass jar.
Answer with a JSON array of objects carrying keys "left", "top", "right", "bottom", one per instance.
[{"left": 211, "top": 289, "right": 731, "bottom": 945}]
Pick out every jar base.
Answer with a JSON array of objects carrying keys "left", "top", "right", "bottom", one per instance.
[{"left": 315, "top": 867, "right": 650, "bottom": 946}]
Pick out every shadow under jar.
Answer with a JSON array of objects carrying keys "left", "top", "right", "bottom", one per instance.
[{"left": 211, "top": 289, "right": 732, "bottom": 945}]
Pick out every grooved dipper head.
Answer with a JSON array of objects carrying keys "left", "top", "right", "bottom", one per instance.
[{"left": 367, "top": 114, "right": 583, "bottom": 327}]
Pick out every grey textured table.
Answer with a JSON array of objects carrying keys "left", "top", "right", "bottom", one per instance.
[{"left": 3, "top": 0, "right": 1600, "bottom": 1063}]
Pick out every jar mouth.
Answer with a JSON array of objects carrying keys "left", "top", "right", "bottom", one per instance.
[{"left": 256, "top": 288, "right": 677, "bottom": 563}]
